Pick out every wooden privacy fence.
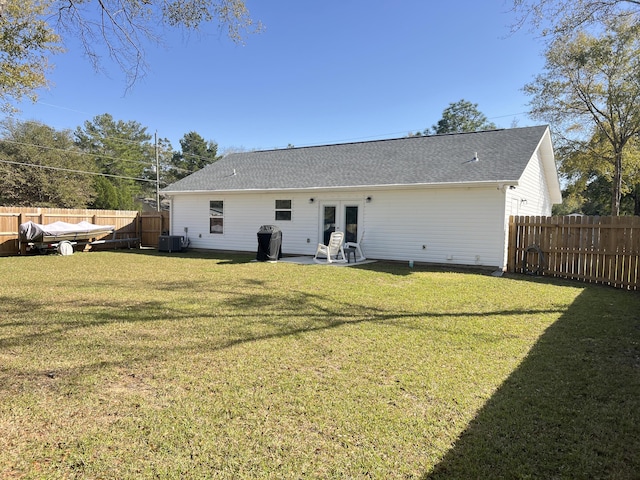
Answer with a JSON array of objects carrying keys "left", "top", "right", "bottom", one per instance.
[
  {"left": 139, "top": 211, "right": 170, "bottom": 247},
  {"left": 0, "top": 207, "right": 169, "bottom": 256},
  {"left": 508, "top": 215, "right": 640, "bottom": 291}
]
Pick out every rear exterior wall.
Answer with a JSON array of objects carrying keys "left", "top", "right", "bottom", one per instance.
[
  {"left": 168, "top": 185, "right": 509, "bottom": 268},
  {"left": 360, "top": 186, "right": 506, "bottom": 267}
]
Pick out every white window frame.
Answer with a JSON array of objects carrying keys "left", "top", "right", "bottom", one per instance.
[
  {"left": 209, "top": 200, "right": 224, "bottom": 234},
  {"left": 275, "top": 199, "right": 292, "bottom": 221}
]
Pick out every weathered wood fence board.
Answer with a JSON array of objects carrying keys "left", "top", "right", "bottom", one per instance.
[
  {"left": 0, "top": 207, "right": 169, "bottom": 256},
  {"left": 508, "top": 215, "right": 640, "bottom": 291},
  {"left": 139, "top": 211, "right": 170, "bottom": 247}
]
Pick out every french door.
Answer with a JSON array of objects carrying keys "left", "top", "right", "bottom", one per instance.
[{"left": 320, "top": 201, "right": 363, "bottom": 245}]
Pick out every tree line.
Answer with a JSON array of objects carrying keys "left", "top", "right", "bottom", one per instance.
[{"left": 0, "top": 115, "right": 219, "bottom": 210}]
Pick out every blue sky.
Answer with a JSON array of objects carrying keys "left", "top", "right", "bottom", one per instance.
[{"left": 17, "top": 1, "right": 546, "bottom": 153}]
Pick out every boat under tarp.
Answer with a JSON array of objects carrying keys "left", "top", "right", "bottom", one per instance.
[{"left": 19, "top": 221, "right": 115, "bottom": 243}]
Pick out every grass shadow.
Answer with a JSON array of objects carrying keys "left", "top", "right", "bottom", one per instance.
[
  {"left": 110, "top": 249, "right": 504, "bottom": 276},
  {"left": 106, "top": 247, "right": 255, "bottom": 264},
  {"left": 423, "top": 285, "right": 640, "bottom": 479},
  {"left": 352, "top": 260, "right": 501, "bottom": 277}
]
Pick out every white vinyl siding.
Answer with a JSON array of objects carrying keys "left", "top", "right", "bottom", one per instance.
[
  {"left": 509, "top": 150, "right": 553, "bottom": 217},
  {"left": 360, "top": 187, "right": 505, "bottom": 267},
  {"left": 170, "top": 192, "right": 319, "bottom": 254},
  {"left": 169, "top": 186, "right": 507, "bottom": 267}
]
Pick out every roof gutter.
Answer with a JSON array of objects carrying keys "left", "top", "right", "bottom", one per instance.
[{"left": 161, "top": 180, "right": 520, "bottom": 196}]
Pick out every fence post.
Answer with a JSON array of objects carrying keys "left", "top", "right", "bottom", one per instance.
[
  {"left": 17, "top": 213, "right": 24, "bottom": 255},
  {"left": 507, "top": 215, "right": 516, "bottom": 271}
]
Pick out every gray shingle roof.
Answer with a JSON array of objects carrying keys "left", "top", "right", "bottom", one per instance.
[{"left": 163, "top": 125, "right": 550, "bottom": 193}]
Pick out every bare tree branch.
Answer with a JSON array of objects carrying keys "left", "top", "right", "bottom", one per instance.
[
  {"left": 52, "top": 0, "right": 261, "bottom": 89},
  {"left": 510, "top": 0, "right": 640, "bottom": 37}
]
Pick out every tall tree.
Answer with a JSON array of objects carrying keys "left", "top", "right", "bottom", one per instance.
[
  {"left": 75, "top": 113, "right": 153, "bottom": 210},
  {"left": 511, "top": 0, "right": 640, "bottom": 38},
  {"left": 524, "top": 17, "right": 640, "bottom": 215},
  {"left": 557, "top": 130, "right": 640, "bottom": 215},
  {"left": 427, "top": 100, "right": 497, "bottom": 135},
  {"left": 0, "top": 0, "right": 61, "bottom": 112},
  {"left": 0, "top": 119, "right": 96, "bottom": 207},
  {"left": 167, "top": 131, "right": 220, "bottom": 183}
]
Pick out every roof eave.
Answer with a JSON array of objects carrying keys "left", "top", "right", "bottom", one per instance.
[{"left": 161, "top": 180, "right": 519, "bottom": 196}]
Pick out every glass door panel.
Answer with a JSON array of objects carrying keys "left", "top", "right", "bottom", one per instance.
[
  {"left": 344, "top": 205, "right": 358, "bottom": 243},
  {"left": 322, "top": 205, "right": 336, "bottom": 245}
]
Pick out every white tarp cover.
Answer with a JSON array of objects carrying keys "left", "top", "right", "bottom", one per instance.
[{"left": 19, "top": 221, "right": 115, "bottom": 242}]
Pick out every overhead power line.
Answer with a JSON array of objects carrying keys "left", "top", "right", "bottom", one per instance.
[
  {"left": 0, "top": 158, "right": 156, "bottom": 183},
  {"left": 0, "top": 138, "right": 155, "bottom": 167},
  {"left": 0, "top": 137, "right": 218, "bottom": 170}
]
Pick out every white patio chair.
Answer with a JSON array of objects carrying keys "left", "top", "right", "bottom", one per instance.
[
  {"left": 314, "top": 231, "right": 347, "bottom": 264},
  {"left": 344, "top": 229, "right": 366, "bottom": 261}
]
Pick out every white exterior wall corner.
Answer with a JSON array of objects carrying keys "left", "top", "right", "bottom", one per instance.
[
  {"left": 500, "top": 147, "right": 558, "bottom": 268},
  {"left": 515, "top": 150, "right": 555, "bottom": 217},
  {"left": 538, "top": 127, "right": 562, "bottom": 204}
]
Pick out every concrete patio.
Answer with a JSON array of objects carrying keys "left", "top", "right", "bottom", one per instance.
[{"left": 275, "top": 256, "right": 376, "bottom": 266}]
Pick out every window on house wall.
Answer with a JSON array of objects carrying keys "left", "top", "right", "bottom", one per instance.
[
  {"left": 209, "top": 200, "right": 224, "bottom": 234},
  {"left": 275, "top": 199, "right": 292, "bottom": 221}
]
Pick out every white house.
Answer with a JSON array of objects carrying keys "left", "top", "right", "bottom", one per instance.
[{"left": 162, "top": 125, "right": 561, "bottom": 269}]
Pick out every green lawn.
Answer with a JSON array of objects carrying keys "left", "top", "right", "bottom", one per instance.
[{"left": 0, "top": 250, "right": 638, "bottom": 479}]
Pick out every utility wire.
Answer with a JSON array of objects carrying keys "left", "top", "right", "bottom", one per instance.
[
  {"left": 268, "top": 111, "right": 532, "bottom": 150},
  {"left": 11, "top": 124, "right": 212, "bottom": 171},
  {"left": 0, "top": 158, "right": 157, "bottom": 183},
  {"left": 0, "top": 138, "right": 155, "bottom": 167},
  {"left": 1, "top": 136, "right": 217, "bottom": 168}
]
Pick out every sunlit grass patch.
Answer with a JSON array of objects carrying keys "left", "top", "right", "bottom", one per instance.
[{"left": 1, "top": 251, "right": 638, "bottom": 478}]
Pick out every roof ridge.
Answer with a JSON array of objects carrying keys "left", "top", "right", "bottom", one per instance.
[{"left": 225, "top": 125, "right": 546, "bottom": 156}]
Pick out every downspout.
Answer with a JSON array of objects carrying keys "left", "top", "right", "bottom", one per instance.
[
  {"left": 499, "top": 183, "right": 513, "bottom": 271},
  {"left": 168, "top": 196, "right": 174, "bottom": 236}
]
